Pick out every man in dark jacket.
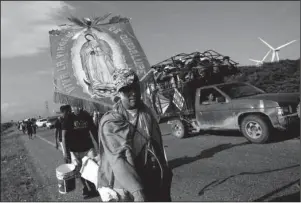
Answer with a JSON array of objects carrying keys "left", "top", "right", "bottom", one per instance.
[
  {"left": 26, "top": 120, "right": 33, "bottom": 139},
  {"left": 98, "top": 68, "right": 172, "bottom": 201},
  {"left": 31, "top": 119, "right": 37, "bottom": 135}
]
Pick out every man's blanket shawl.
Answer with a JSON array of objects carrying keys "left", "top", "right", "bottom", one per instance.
[{"left": 97, "top": 101, "right": 166, "bottom": 193}]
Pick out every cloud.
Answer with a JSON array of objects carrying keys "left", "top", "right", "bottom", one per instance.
[{"left": 1, "top": 1, "right": 74, "bottom": 58}]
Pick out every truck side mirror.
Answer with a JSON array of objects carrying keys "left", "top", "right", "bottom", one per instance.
[{"left": 216, "top": 96, "right": 226, "bottom": 103}]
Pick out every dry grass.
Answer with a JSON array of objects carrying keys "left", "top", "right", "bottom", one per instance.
[{"left": 1, "top": 130, "right": 41, "bottom": 201}]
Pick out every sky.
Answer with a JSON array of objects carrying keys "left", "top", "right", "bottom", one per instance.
[{"left": 1, "top": 1, "right": 300, "bottom": 122}]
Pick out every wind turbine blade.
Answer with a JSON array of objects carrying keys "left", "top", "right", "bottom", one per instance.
[
  {"left": 276, "top": 52, "right": 280, "bottom": 61},
  {"left": 258, "top": 37, "right": 275, "bottom": 50},
  {"left": 271, "top": 51, "right": 276, "bottom": 62},
  {"left": 249, "top": 59, "right": 261, "bottom": 63},
  {"left": 262, "top": 50, "right": 271, "bottom": 61},
  {"left": 276, "top": 40, "right": 297, "bottom": 50}
]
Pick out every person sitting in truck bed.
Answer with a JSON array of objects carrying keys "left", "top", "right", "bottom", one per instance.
[
  {"left": 202, "top": 93, "right": 218, "bottom": 105},
  {"left": 221, "top": 56, "right": 237, "bottom": 75}
]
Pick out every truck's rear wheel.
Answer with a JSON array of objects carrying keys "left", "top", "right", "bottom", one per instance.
[
  {"left": 170, "top": 119, "right": 186, "bottom": 139},
  {"left": 240, "top": 115, "right": 271, "bottom": 144}
]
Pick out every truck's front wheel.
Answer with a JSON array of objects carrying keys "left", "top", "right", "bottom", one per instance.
[
  {"left": 170, "top": 119, "right": 186, "bottom": 139},
  {"left": 240, "top": 115, "right": 271, "bottom": 144}
]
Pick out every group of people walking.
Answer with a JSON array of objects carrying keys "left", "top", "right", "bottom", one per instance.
[
  {"left": 19, "top": 119, "right": 37, "bottom": 139},
  {"left": 53, "top": 68, "right": 173, "bottom": 201}
]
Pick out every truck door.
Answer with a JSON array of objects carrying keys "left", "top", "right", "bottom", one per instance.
[{"left": 195, "top": 87, "right": 234, "bottom": 130}]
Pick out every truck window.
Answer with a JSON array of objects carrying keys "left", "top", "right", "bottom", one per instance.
[
  {"left": 217, "top": 83, "right": 264, "bottom": 99},
  {"left": 200, "top": 88, "right": 225, "bottom": 105}
]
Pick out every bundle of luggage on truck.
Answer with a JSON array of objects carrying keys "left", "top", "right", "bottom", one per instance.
[{"left": 148, "top": 50, "right": 239, "bottom": 121}]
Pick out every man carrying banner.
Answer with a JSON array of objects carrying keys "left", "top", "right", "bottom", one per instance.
[
  {"left": 97, "top": 68, "right": 173, "bottom": 202},
  {"left": 61, "top": 104, "right": 99, "bottom": 199}
]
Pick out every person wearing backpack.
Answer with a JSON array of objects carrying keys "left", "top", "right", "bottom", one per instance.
[{"left": 97, "top": 68, "right": 173, "bottom": 202}]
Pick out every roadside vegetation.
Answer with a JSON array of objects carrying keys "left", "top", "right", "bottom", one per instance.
[
  {"left": 225, "top": 59, "right": 300, "bottom": 93},
  {"left": 1, "top": 130, "right": 42, "bottom": 201},
  {"left": 1, "top": 122, "right": 15, "bottom": 134}
]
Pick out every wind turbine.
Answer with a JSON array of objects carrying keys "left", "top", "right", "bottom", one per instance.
[
  {"left": 249, "top": 50, "right": 271, "bottom": 66},
  {"left": 258, "top": 37, "right": 297, "bottom": 62}
]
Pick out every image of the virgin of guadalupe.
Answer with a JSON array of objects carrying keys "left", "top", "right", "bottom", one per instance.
[{"left": 80, "top": 33, "right": 117, "bottom": 98}]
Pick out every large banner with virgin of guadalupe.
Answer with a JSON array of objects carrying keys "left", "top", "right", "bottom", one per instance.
[{"left": 49, "top": 15, "right": 155, "bottom": 113}]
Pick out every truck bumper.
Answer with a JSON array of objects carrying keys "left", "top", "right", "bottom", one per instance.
[{"left": 275, "top": 114, "right": 300, "bottom": 131}]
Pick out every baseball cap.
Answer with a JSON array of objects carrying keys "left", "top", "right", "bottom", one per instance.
[{"left": 113, "top": 68, "right": 139, "bottom": 92}]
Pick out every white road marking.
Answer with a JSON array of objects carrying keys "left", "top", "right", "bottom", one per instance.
[{"left": 35, "top": 134, "right": 62, "bottom": 152}]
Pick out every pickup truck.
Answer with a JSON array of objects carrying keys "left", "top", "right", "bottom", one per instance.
[{"left": 167, "top": 82, "right": 300, "bottom": 143}]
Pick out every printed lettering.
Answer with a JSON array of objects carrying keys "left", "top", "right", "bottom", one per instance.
[
  {"left": 57, "top": 46, "right": 65, "bottom": 51},
  {"left": 129, "top": 49, "right": 138, "bottom": 55},
  {"left": 59, "top": 41, "right": 68, "bottom": 47},
  {"left": 56, "top": 53, "right": 65, "bottom": 59},
  {"left": 60, "top": 73, "right": 70, "bottom": 80},
  {"left": 57, "top": 65, "right": 67, "bottom": 72},
  {"left": 63, "top": 83, "right": 73, "bottom": 89},
  {"left": 66, "top": 86, "right": 76, "bottom": 94},
  {"left": 56, "top": 60, "right": 66, "bottom": 68}
]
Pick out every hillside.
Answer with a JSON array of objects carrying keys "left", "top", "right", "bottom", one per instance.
[{"left": 225, "top": 59, "right": 300, "bottom": 93}]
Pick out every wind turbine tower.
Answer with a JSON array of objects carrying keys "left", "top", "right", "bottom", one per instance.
[{"left": 258, "top": 37, "right": 297, "bottom": 62}]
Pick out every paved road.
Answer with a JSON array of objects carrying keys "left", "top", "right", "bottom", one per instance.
[{"left": 20, "top": 125, "right": 300, "bottom": 201}]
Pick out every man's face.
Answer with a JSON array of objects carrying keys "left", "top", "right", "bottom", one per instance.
[
  {"left": 62, "top": 108, "right": 71, "bottom": 118},
  {"left": 223, "top": 58, "right": 231, "bottom": 66},
  {"left": 71, "top": 106, "right": 81, "bottom": 115},
  {"left": 208, "top": 93, "right": 214, "bottom": 101},
  {"left": 176, "top": 63, "right": 183, "bottom": 69},
  {"left": 118, "top": 83, "right": 141, "bottom": 110},
  {"left": 213, "top": 66, "right": 220, "bottom": 73}
]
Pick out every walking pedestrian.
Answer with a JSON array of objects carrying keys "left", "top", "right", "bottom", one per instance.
[
  {"left": 26, "top": 120, "right": 33, "bottom": 139},
  {"left": 22, "top": 122, "right": 26, "bottom": 134},
  {"left": 97, "top": 68, "right": 173, "bottom": 201},
  {"left": 61, "top": 104, "right": 99, "bottom": 199},
  {"left": 54, "top": 115, "right": 65, "bottom": 156},
  {"left": 32, "top": 118, "right": 37, "bottom": 135}
]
